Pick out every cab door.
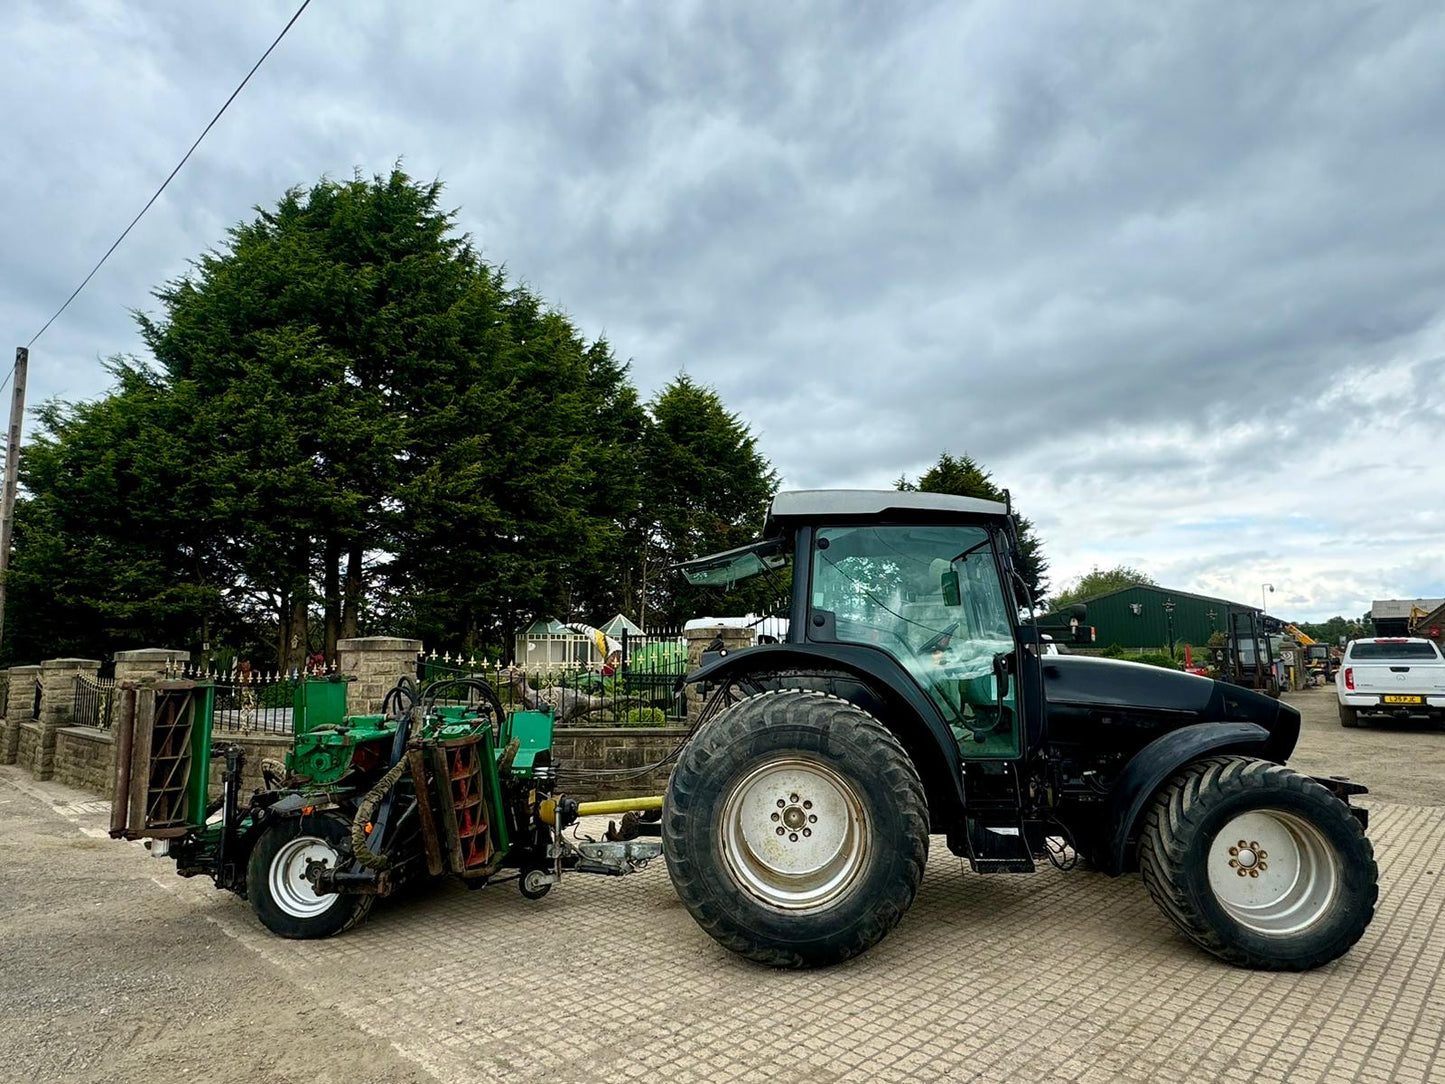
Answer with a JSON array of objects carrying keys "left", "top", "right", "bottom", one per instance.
[{"left": 807, "top": 523, "right": 1022, "bottom": 757}]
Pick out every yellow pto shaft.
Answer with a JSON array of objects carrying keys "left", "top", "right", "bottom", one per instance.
[{"left": 538, "top": 794, "right": 664, "bottom": 826}]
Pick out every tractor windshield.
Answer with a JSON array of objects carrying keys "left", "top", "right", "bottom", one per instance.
[{"left": 810, "top": 524, "right": 1020, "bottom": 757}]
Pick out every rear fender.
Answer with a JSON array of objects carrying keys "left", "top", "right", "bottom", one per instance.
[
  {"left": 686, "top": 644, "right": 965, "bottom": 827},
  {"left": 1096, "top": 722, "right": 1272, "bottom": 876}
]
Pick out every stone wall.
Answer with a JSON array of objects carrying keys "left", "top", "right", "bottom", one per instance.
[
  {"left": 0, "top": 664, "right": 41, "bottom": 765},
  {"left": 46, "top": 715, "right": 685, "bottom": 806},
  {"left": 55, "top": 727, "right": 116, "bottom": 798},
  {"left": 337, "top": 636, "right": 422, "bottom": 715},
  {"left": 552, "top": 726, "right": 691, "bottom": 801},
  {"left": 114, "top": 647, "right": 190, "bottom": 686},
  {"left": 16, "top": 722, "right": 41, "bottom": 775},
  {"left": 28, "top": 658, "right": 101, "bottom": 779}
]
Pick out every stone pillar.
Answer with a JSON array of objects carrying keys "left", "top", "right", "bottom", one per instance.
[
  {"left": 337, "top": 636, "right": 423, "bottom": 715},
  {"left": 113, "top": 647, "right": 191, "bottom": 685},
  {"left": 684, "top": 625, "right": 757, "bottom": 722},
  {"left": 31, "top": 658, "right": 101, "bottom": 779},
  {"left": 1, "top": 665, "right": 41, "bottom": 765}
]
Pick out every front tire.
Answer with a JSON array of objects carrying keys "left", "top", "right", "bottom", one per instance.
[
  {"left": 1138, "top": 756, "right": 1376, "bottom": 970},
  {"left": 247, "top": 812, "right": 374, "bottom": 939},
  {"left": 663, "top": 690, "right": 928, "bottom": 968}
]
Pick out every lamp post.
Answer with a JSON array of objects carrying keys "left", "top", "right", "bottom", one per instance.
[
  {"left": 1163, "top": 599, "right": 1176, "bottom": 659},
  {"left": 1260, "top": 583, "right": 1274, "bottom": 620}
]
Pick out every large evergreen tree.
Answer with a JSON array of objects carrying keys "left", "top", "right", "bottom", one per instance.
[
  {"left": 897, "top": 451, "right": 1050, "bottom": 603},
  {"left": 630, "top": 375, "right": 780, "bottom": 626},
  {"left": 5, "top": 169, "right": 648, "bottom": 665}
]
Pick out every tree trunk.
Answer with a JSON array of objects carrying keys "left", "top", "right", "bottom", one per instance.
[
  {"left": 341, "top": 544, "right": 363, "bottom": 640},
  {"left": 275, "top": 587, "right": 290, "bottom": 672},
  {"left": 286, "top": 593, "right": 309, "bottom": 673},
  {"left": 323, "top": 537, "right": 341, "bottom": 662}
]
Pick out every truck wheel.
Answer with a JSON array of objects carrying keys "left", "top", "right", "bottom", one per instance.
[
  {"left": 663, "top": 689, "right": 928, "bottom": 968},
  {"left": 1338, "top": 704, "right": 1360, "bottom": 728},
  {"left": 1138, "top": 756, "right": 1376, "bottom": 970},
  {"left": 247, "top": 812, "right": 374, "bottom": 939}
]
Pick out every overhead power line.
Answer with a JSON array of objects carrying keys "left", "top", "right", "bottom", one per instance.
[{"left": 26, "top": 0, "right": 315, "bottom": 349}]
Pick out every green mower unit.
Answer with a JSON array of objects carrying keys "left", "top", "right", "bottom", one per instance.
[{"left": 109, "top": 674, "right": 663, "bottom": 938}]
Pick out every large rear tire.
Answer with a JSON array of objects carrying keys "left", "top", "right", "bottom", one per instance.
[
  {"left": 247, "top": 812, "right": 374, "bottom": 939},
  {"left": 1138, "top": 756, "right": 1376, "bottom": 970},
  {"left": 1338, "top": 703, "right": 1360, "bottom": 728},
  {"left": 663, "top": 690, "right": 928, "bottom": 968}
]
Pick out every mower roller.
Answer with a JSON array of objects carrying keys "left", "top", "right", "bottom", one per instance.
[{"left": 109, "top": 674, "right": 663, "bottom": 938}]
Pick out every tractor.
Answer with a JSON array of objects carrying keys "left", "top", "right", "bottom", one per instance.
[
  {"left": 109, "top": 674, "right": 664, "bottom": 938},
  {"left": 662, "top": 490, "right": 1377, "bottom": 970}
]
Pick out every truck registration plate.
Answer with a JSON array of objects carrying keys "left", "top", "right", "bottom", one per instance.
[{"left": 1382, "top": 695, "right": 1424, "bottom": 705}]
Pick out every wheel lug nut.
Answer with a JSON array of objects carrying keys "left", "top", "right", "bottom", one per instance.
[
  {"left": 771, "top": 812, "right": 780, "bottom": 822},
  {"left": 808, "top": 814, "right": 817, "bottom": 823},
  {"left": 776, "top": 826, "right": 785, "bottom": 836},
  {"left": 789, "top": 833, "right": 798, "bottom": 842},
  {"left": 790, "top": 794, "right": 800, "bottom": 804},
  {"left": 1229, "top": 847, "right": 1239, "bottom": 856},
  {"left": 1238, "top": 840, "right": 1248, "bottom": 849},
  {"left": 777, "top": 799, "right": 785, "bottom": 808},
  {"left": 1229, "top": 859, "right": 1238, "bottom": 867},
  {"left": 1248, "top": 869, "right": 1258, "bottom": 878},
  {"left": 803, "top": 800, "right": 812, "bottom": 809},
  {"left": 1237, "top": 869, "right": 1247, "bottom": 877},
  {"left": 802, "top": 828, "right": 811, "bottom": 837}
]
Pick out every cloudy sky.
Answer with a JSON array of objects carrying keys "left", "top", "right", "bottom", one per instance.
[{"left": 5, "top": 1, "right": 1443, "bottom": 621}]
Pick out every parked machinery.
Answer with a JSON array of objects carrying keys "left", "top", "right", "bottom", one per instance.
[
  {"left": 109, "top": 675, "right": 662, "bottom": 938},
  {"left": 667, "top": 490, "right": 1376, "bottom": 970}
]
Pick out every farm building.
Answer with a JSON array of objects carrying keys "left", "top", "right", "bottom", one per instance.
[
  {"left": 1038, "top": 584, "right": 1259, "bottom": 651},
  {"left": 1370, "top": 598, "right": 1445, "bottom": 638}
]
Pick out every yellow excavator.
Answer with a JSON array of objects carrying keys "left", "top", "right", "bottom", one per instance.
[{"left": 1283, "top": 624, "right": 1336, "bottom": 683}]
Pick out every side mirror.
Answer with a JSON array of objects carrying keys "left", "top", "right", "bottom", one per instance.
[{"left": 941, "top": 569, "right": 962, "bottom": 607}]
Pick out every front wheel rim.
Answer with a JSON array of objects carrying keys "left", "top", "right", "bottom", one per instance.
[
  {"left": 1206, "top": 809, "right": 1339, "bottom": 936},
  {"left": 269, "top": 836, "right": 341, "bottom": 919},
  {"left": 718, "top": 757, "right": 870, "bottom": 911}
]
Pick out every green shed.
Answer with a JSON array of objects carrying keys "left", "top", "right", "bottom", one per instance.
[{"left": 1040, "top": 584, "right": 1259, "bottom": 651}]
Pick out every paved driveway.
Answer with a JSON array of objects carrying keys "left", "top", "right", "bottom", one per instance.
[{"left": 3, "top": 685, "right": 1443, "bottom": 1083}]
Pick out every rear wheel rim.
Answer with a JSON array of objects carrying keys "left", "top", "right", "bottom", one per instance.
[
  {"left": 269, "top": 836, "right": 340, "bottom": 919},
  {"left": 718, "top": 757, "right": 870, "bottom": 911},
  {"left": 1206, "top": 809, "right": 1339, "bottom": 935}
]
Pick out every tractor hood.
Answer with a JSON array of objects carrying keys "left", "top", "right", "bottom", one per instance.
[{"left": 1043, "top": 655, "right": 1300, "bottom": 761}]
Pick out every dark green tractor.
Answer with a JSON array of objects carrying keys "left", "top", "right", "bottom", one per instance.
[
  {"left": 110, "top": 675, "right": 662, "bottom": 938},
  {"left": 665, "top": 490, "right": 1377, "bottom": 969}
]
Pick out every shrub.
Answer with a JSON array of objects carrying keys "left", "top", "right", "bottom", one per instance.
[{"left": 617, "top": 707, "right": 668, "bottom": 727}]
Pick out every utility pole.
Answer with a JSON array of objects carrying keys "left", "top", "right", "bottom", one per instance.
[{"left": 0, "top": 347, "right": 29, "bottom": 654}]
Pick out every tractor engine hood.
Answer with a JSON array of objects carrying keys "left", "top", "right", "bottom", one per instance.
[{"left": 1043, "top": 655, "right": 1300, "bottom": 761}]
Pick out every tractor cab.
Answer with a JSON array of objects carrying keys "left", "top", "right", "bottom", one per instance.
[{"left": 681, "top": 489, "right": 1031, "bottom": 759}]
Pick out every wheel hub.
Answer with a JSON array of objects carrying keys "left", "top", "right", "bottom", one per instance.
[
  {"left": 719, "top": 758, "right": 869, "bottom": 910},
  {"left": 1207, "top": 810, "right": 1338, "bottom": 935},
  {"left": 269, "top": 836, "right": 341, "bottom": 920}
]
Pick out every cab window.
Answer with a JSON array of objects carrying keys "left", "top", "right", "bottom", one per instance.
[{"left": 810, "top": 524, "right": 1020, "bottom": 757}]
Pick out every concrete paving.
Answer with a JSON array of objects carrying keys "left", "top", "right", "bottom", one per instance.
[{"left": 3, "top": 684, "right": 1443, "bottom": 1083}]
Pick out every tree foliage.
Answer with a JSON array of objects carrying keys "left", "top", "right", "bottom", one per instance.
[
  {"left": 628, "top": 375, "right": 780, "bottom": 626},
  {"left": 897, "top": 451, "right": 1049, "bottom": 602},
  {"left": 4, "top": 169, "right": 765, "bottom": 666},
  {"left": 1047, "top": 564, "right": 1157, "bottom": 612}
]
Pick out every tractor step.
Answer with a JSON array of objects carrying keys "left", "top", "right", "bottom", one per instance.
[{"left": 964, "top": 820, "right": 1036, "bottom": 874}]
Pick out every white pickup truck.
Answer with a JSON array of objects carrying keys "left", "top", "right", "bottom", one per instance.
[{"left": 1337, "top": 637, "right": 1445, "bottom": 727}]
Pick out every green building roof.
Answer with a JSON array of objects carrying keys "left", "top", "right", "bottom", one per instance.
[{"left": 1040, "top": 583, "right": 1259, "bottom": 649}]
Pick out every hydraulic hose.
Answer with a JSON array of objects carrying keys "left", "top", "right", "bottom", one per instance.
[{"left": 351, "top": 758, "right": 409, "bottom": 871}]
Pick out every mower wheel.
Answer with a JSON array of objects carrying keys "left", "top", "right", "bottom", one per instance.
[
  {"left": 519, "top": 869, "right": 553, "bottom": 900},
  {"left": 663, "top": 689, "right": 928, "bottom": 968},
  {"left": 1339, "top": 704, "right": 1360, "bottom": 728},
  {"left": 247, "top": 812, "right": 374, "bottom": 939},
  {"left": 1138, "top": 756, "right": 1376, "bottom": 970}
]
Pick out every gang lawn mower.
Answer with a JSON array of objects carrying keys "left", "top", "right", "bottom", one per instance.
[{"left": 109, "top": 674, "right": 663, "bottom": 938}]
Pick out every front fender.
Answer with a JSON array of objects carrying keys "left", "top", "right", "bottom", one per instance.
[
  {"left": 684, "top": 643, "right": 965, "bottom": 829},
  {"left": 1097, "top": 721, "right": 1272, "bottom": 876}
]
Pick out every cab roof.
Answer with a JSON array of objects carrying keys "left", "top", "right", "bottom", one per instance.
[{"left": 766, "top": 489, "right": 1010, "bottom": 530}]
